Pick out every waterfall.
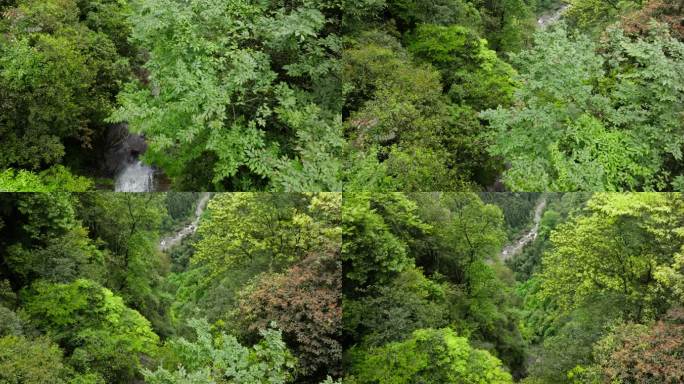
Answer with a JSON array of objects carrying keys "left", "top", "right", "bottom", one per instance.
[
  {"left": 114, "top": 160, "right": 155, "bottom": 192},
  {"left": 105, "top": 124, "right": 163, "bottom": 192}
]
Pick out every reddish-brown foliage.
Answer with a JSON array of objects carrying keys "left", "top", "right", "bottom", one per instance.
[
  {"left": 602, "top": 308, "right": 684, "bottom": 384},
  {"left": 238, "top": 250, "right": 342, "bottom": 379},
  {"left": 620, "top": 0, "right": 684, "bottom": 41}
]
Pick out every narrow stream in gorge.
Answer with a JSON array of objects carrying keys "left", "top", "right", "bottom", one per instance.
[
  {"left": 537, "top": 3, "right": 571, "bottom": 28},
  {"left": 500, "top": 197, "right": 547, "bottom": 261},
  {"left": 159, "top": 192, "right": 211, "bottom": 252}
]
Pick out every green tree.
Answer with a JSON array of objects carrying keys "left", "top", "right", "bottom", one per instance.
[
  {"left": 540, "top": 193, "right": 682, "bottom": 322},
  {"left": 110, "top": 0, "right": 342, "bottom": 191},
  {"left": 342, "top": 31, "right": 477, "bottom": 190},
  {"left": 383, "top": 0, "right": 482, "bottom": 31},
  {"left": 410, "top": 193, "right": 506, "bottom": 285},
  {"left": 1, "top": 193, "right": 105, "bottom": 287},
  {"left": 343, "top": 28, "right": 505, "bottom": 189},
  {"left": 0, "top": 306, "right": 22, "bottom": 336},
  {"left": 565, "top": 0, "right": 643, "bottom": 31},
  {"left": 0, "top": 336, "right": 69, "bottom": 384},
  {"left": 143, "top": 318, "right": 296, "bottom": 384},
  {"left": 76, "top": 193, "right": 171, "bottom": 334},
  {"left": 469, "top": 0, "right": 536, "bottom": 52},
  {"left": 0, "top": 166, "right": 93, "bottom": 192},
  {"left": 347, "top": 328, "right": 514, "bottom": 384},
  {"left": 0, "top": 0, "right": 130, "bottom": 173},
  {"left": 482, "top": 25, "right": 684, "bottom": 191},
  {"left": 343, "top": 267, "right": 451, "bottom": 347},
  {"left": 341, "top": 193, "right": 428, "bottom": 290},
  {"left": 171, "top": 193, "right": 340, "bottom": 338},
  {"left": 407, "top": 24, "right": 517, "bottom": 110},
  {"left": 193, "top": 193, "right": 339, "bottom": 278},
  {"left": 164, "top": 192, "right": 200, "bottom": 223},
  {"left": 527, "top": 300, "right": 620, "bottom": 384},
  {"left": 21, "top": 279, "right": 159, "bottom": 383}
]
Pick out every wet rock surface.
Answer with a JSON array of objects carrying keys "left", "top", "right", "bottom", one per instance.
[{"left": 104, "top": 124, "right": 161, "bottom": 192}]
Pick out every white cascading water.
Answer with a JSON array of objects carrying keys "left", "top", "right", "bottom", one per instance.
[
  {"left": 499, "top": 197, "right": 547, "bottom": 261},
  {"left": 159, "top": 193, "right": 211, "bottom": 251},
  {"left": 114, "top": 160, "right": 155, "bottom": 192},
  {"left": 537, "top": 4, "right": 570, "bottom": 28}
]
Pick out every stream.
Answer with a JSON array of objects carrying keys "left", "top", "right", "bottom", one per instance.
[
  {"left": 537, "top": 3, "right": 571, "bottom": 28},
  {"left": 500, "top": 197, "right": 547, "bottom": 261},
  {"left": 159, "top": 192, "right": 211, "bottom": 252}
]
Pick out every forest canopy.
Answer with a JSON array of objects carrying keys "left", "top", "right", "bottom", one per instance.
[
  {"left": 0, "top": 192, "right": 342, "bottom": 383},
  {"left": 1, "top": 0, "right": 683, "bottom": 191},
  {"left": 2, "top": 192, "right": 684, "bottom": 382},
  {"left": 341, "top": 191, "right": 684, "bottom": 383}
]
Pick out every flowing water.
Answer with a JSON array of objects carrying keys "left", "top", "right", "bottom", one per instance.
[
  {"left": 538, "top": 3, "right": 570, "bottom": 28},
  {"left": 106, "top": 124, "right": 165, "bottom": 192},
  {"left": 115, "top": 160, "right": 155, "bottom": 192},
  {"left": 500, "top": 197, "right": 547, "bottom": 261},
  {"left": 159, "top": 192, "right": 212, "bottom": 252}
]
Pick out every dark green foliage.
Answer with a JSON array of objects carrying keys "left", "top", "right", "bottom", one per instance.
[
  {"left": 75, "top": 193, "right": 173, "bottom": 335},
  {"left": 341, "top": 193, "right": 426, "bottom": 290},
  {"left": 342, "top": 0, "right": 531, "bottom": 190},
  {"left": 342, "top": 0, "right": 684, "bottom": 192},
  {"left": 507, "top": 193, "right": 590, "bottom": 280},
  {"left": 0, "top": 306, "right": 22, "bottom": 336},
  {"left": 0, "top": 193, "right": 106, "bottom": 288},
  {"left": 480, "top": 192, "right": 541, "bottom": 239},
  {"left": 384, "top": 0, "right": 482, "bottom": 31},
  {"left": 343, "top": 267, "right": 451, "bottom": 347},
  {"left": 0, "top": 0, "right": 132, "bottom": 185},
  {"left": 407, "top": 24, "right": 516, "bottom": 109},
  {"left": 342, "top": 31, "right": 472, "bottom": 190},
  {"left": 342, "top": 193, "right": 528, "bottom": 380},
  {"left": 165, "top": 193, "right": 200, "bottom": 222}
]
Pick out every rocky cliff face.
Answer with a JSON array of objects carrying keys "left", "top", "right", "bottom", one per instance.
[{"left": 104, "top": 123, "right": 148, "bottom": 176}]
